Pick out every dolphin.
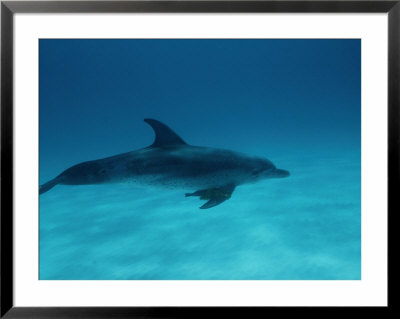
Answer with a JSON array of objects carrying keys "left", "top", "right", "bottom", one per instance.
[{"left": 39, "top": 119, "right": 289, "bottom": 209}]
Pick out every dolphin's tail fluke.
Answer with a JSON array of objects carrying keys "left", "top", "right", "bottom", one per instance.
[{"left": 39, "top": 177, "right": 60, "bottom": 195}]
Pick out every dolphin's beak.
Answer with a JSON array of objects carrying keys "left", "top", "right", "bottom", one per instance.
[{"left": 275, "top": 169, "right": 290, "bottom": 178}]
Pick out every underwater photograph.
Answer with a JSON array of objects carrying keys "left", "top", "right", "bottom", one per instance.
[{"left": 39, "top": 39, "right": 361, "bottom": 280}]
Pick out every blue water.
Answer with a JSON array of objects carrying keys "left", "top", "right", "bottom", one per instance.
[{"left": 39, "top": 39, "right": 361, "bottom": 280}]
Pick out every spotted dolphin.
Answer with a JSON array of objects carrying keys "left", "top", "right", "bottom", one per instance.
[{"left": 39, "top": 119, "right": 289, "bottom": 209}]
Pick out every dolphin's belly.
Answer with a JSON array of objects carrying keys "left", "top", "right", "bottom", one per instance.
[
  {"left": 59, "top": 146, "right": 251, "bottom": 190},
  {"left": 130, "top": 171, "right": 238, "bottom": 190},
  {"left": 95, "top": 158, "right": 241, "bottom": 190},
  {"left": 117, "top": 163, "right": 245, "bottom": 190}
]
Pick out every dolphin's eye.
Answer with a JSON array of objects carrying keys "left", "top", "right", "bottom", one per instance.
[{"left": 252, "top": 168, "right": 262, "bottom": 176}]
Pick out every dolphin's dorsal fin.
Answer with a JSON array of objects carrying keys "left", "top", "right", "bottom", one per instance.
[{"left": 144, "top": 118, "right": 187, "bottom": 147}]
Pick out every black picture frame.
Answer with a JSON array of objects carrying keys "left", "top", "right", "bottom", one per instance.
[{"left": 1, "top": 1, "right": 396, "bottom": 318}]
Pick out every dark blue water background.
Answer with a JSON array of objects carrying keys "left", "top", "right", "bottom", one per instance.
[{"left": 39, "top": 39, "right": 360, "bottom": 280}]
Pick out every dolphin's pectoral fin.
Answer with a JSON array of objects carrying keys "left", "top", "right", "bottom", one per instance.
[
  {"left": 185, "top": 184, "right": 236, "bottom": 209},
  {"left": 200, "top": 198, "right": 229, "bottom": 209},
  {"left": 144, "top": 118, "right": 187, "bottom": 147}
]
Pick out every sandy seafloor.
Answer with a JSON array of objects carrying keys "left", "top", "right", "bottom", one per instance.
[
  {"left": 39, "top": 149, "right": 360, "bottom": 280},
  {"left": 39, "top": 39, "right": 361, "bottom": 280}
]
